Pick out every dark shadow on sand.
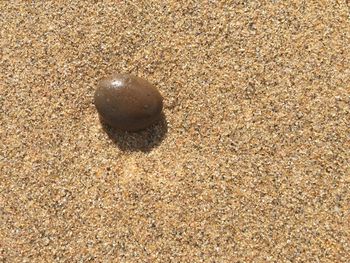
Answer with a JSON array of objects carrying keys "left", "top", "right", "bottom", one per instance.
[{"left": 101, "top": 113, "right": 168, "bottom": 152}]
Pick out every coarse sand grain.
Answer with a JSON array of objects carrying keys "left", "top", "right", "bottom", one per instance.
[{"left": 1, "top": 1, "right": 349, "bottom": 262}]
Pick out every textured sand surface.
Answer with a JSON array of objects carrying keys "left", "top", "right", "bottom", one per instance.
[{"left": 1, "top": 1, "right": 350, "bottom": 262}]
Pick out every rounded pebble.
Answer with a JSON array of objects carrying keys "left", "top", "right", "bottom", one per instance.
[{"left": 94, "top": 73, "right": 163, "bottom": 131}]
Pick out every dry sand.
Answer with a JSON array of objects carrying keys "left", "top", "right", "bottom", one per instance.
[{"left": 1, "top": 1, "right": 350, "bottom": 262}]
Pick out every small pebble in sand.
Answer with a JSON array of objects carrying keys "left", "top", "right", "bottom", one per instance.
[{"left": 94, "top": 73, "right": 163, "bottom": 131}]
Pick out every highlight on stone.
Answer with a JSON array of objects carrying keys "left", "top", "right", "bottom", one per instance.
[{"left": 94, "top": 73, "right": 163, "bottom": 131}]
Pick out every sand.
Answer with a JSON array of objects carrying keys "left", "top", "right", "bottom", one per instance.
[{"left": 1, "top": 1, "right": 349, "bottom": 262}]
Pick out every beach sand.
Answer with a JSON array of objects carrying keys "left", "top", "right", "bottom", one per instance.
[{"left": 1, "top": 1, "right": 349, "bottom": 261}]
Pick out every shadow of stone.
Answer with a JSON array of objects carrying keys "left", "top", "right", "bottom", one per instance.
[{"left": 100, "top": 113, "right": 168, "bottom": 152}]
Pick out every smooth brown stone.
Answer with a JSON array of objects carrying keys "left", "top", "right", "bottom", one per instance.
[{"left": 94, "top": 73, "right": 163, "bottom": 131}]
